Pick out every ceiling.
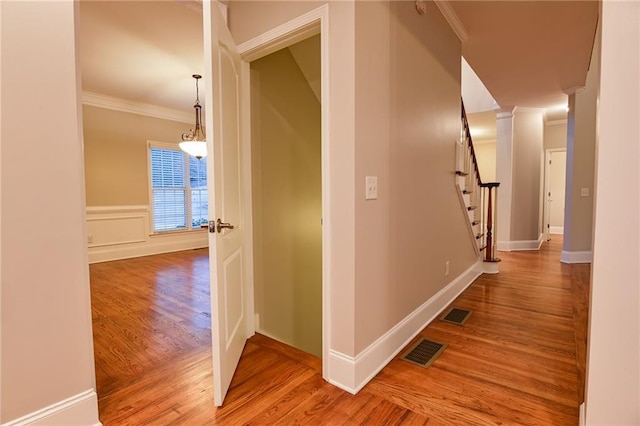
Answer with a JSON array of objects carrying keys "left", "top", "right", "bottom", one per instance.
[
  {"left": 79, "top": 1, "right": 599, "bottom": 116},
  {"left": 79, "top": 0, "right": 204, "bottom": 113},
  {"left": 450, "top": 0, "right": 599, "bottom": 109}
]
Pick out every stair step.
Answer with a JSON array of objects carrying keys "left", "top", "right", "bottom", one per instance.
[
  {"left": 467, "top": 206, "right": 477, "bottom": 211},
  {"left": 475, "top": 233, "right": 485, "bottom": 240},
  {"left": 479, "top": 245, "right": 487, "bottom": 251},
  {"left": 463, "top": 189, "right": 473, "bottom": 194},
  {"left": 471, "top": 221, "right": 480, "bottom": 226},
  {"left": 456, "top": 170, "right": 469, "bottom": 177}
]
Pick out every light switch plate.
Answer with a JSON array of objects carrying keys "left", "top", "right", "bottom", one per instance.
[
  {"left": 581, "top": 188, "right": 589, "bottom": 197},
  {"left": 365, "top": 176, "right": 378, "bottom": 200}
]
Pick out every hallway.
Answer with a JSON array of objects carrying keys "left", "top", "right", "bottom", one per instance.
[{"left": 90, "top": 237, "right": 588, "bottom": 425}]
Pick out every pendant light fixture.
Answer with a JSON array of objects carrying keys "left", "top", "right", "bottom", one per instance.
[{"left": 179, "top": 74, "right": 207, "bottom": 159}]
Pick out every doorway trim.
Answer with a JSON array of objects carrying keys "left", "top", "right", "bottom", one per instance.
[
  {"left": 236, "top": 4, "right": 331, "bottom": 379},
  {"left": 543, "top": 148, "right": 567, "bottom": 241}
]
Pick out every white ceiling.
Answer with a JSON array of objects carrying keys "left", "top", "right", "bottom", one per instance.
[
  {"left": 79, "top": 1, "right": 599, "bottom": 117},
  {"left": 450, "top": 0, "right": 599, "bottom": 109},
  {"left": 79, "top": 0, "right": 204, "bottom": 112}
]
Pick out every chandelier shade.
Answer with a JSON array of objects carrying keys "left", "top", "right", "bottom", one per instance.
[{"left": 180, "top": 74, "right": 207, "bottom": 159}]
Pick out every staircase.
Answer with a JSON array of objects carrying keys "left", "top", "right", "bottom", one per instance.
[{"left": 456, "top": 101, "right": 501, "bottom": 273}]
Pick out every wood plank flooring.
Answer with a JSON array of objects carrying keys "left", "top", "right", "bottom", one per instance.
[{"left": 89, "top": 236, "right": 589, "bottom": 425}]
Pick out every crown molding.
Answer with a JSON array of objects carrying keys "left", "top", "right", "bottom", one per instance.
[
  {"left": 496, "top": 106, "right": 515, "bottom": 119},
  {"left": 562, "top": 85, "right": 586, "bottom": 95},
  {"left": 434, "top": 1, "right": 468, "bottom": 43},
  {"left": 545, "top": 119, "right": 568, "bottom": 126},
  {"left": 514, "top": 106, "right": 545, "bottom": 113},
  {"left": 82, "top": 92, "right": 192, "bottom": 124}
]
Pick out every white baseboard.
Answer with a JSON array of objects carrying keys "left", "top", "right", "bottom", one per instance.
[
  {"left": 497, "top": 234, "right": 544, "bottom": 251},
  {"left": 561, "top": 250, "right": 592, "bottom": 264},
  {"left": 87, "top": 205, "right": 208, "bottom": 263},
  {"left": 88, "top": 231, "right": 208, "bottom": 263},
  {"left": 549, "top": 226, "right": 564, "bottom": 234},
  {"left": 2, "top": 389, "right": 101, "bottom": 426},
  {"left": 579, "top": 402, "right": 585, "bottom": 426},
  {"left": 327, "top": 259, "right": 483, "bottom": 394}
]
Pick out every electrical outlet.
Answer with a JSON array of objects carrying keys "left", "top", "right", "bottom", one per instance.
[
  {"left": 445, "top": 261, "right": 450, "bottom": 276},
  {"left": 365, "top": 176, "right": 378, "bottom": 200},
  {"left": 581, "top": 188, "right": 589, "bottom": 197},
  {"left": 87, "top": 234, "right": 94, "bottom": 244}
]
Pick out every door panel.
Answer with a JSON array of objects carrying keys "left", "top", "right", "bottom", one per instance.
[
  {"left": 203, "top": 0, "right": 250, "bottom": 406},
  {"left": 549, "top": 151, "right": 567, "bottom": 231}
]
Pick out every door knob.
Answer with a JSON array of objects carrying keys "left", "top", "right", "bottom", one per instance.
[{"left": 216, "top": 218, "right": 235, "bottom": 233}]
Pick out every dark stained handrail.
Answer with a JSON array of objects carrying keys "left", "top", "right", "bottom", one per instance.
[{"left": 460, "top": 100, "right": 500, "bottom": 263}]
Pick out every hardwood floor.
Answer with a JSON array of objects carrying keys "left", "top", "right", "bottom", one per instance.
[{"left": 90, "top": 237, "right": 589, "bottom": 425}]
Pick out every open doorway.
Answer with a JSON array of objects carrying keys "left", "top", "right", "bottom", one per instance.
[
  {"left": 249, "top": 35, "right": 322, "bottom": 357},
  {"left": 544, "top": 149, "right": 567, "bottom": 239}
]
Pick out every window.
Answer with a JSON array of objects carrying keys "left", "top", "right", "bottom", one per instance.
[{"left": 149, "top": 143, "right": 208, "bottom": 232}]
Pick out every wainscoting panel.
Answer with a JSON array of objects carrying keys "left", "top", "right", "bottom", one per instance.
[{"left": 87, "top": 206, "right": 208, "bottom": 263}]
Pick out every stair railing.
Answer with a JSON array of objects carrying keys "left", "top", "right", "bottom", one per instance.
[{"left": 459, "top": 101, "right": 500, "bottom": 264}]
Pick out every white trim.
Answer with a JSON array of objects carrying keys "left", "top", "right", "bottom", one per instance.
[
  {"left": 237, "top": 6, "right": 325, "bottom": 62},
  {"left": 579, "top": 402, "right": 586, "bottom": 426},
  {"left": 86, "top": 205, "right": 208, "bottom": 263},
  {"left": 546, "top": 119, "right": 568, "bottom": 126},
  {"left": 514, "top": 106, "right": 546, "bottom": 114},
  {"left": 240, "top": 59, "right": 256, "bottom": 338},
  {"left": 82, "top": 91, "right": 192, "bottom": 124},
  {"left": 328, "top": 260, "right": 483, "bottom": 394},
  {"left": 496, "top": 110, "right": 515, "bottom": 119},
  {"left": 543, "top": 148, "right": 567, "bottom": 242},
  {"left": 561, "top": 250, "right": 593, "bottom": 264},
  {"left": 482, "top": 261, "right": 500, "bottom": 274},
  {"left": 1, "top": 390, "right": 101, "bottom": 426},
  {"left": 562, "top": 85, "right": 585, "bottom": 95},
  {"left": 434, "top": 1, "right": 468, "bottom": 43},
  {"left": 88, "top": 228, "right": 208, "bottom": 264},
  {"left": 497, "top": 234, "right": 545, "bottom": 251},
  {"left": 236, "top": 4, "right": 332, "bottom": 382},
  {"left": 86, "top": 205, "right": 148, "bottom": 214}
]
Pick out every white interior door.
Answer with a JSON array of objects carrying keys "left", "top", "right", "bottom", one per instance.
[
  {"left": 547, "top": 150, "right": 567, "bottom": 234},
  {"left": 203, "top": 0, "right": 251, "bottom": 406}
]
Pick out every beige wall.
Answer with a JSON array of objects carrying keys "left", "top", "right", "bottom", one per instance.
[
  {"left": 544, "top": 121, "right": 568, "bottom": 150},
  {"left": 353, "top": 1, "right": 476, "bottom": 353},
  {"left": 229, "top": 1, "right": 325, "bottom": 45},
  {"left": 563, "top": 28, "right": 598, "bottom": 256},
  {"left": 251, "top": 42, "right": 322, "bottom": 357},
  {"left": 83, "top": 105, "right": 189, "bottom": 207},
  {"left": 231, "top": 0, "right": 359, "bottom": 357},
  {"left": 511, "top": 109, "right": 544, "bottom": 241},
  {"left": 1, "top": 1, "right": 98, "bottom": 422},
  {"left": 474, "top": 141, "right": 497, "bottom": 183},
  {"left": 586, "top": 2, "right": 640, "bottom": 422},
  {"left": 230, "top": 1, "right": 477, "bottom": 360}
]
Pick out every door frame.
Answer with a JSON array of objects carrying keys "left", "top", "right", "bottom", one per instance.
[
  {"left": 236, "top": 5, "right": 331, "bottom": 377},
  {"left": 543, "top": 148, "right": 567, "bottom": 241}
]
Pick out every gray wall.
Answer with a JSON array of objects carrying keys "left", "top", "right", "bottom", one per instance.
[
  {"left": 563, "top": 26, "right": 599, "bottom": 256},
  {"left": 511, "top": 109, "right": 544, "bottom": 241}
]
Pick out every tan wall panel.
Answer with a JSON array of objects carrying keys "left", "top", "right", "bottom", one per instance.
[
  {"left": 83, "top": 105, "right": 189, "bottom": 207},
  {"left": 353, "top": 1, "right": 476, "bottom": 353},
  {"left": 563, "top": 28, "right": 598, "bottom": 253},
  {"left": 511, "top": 109, "right": 544, "bottom": 241}
]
